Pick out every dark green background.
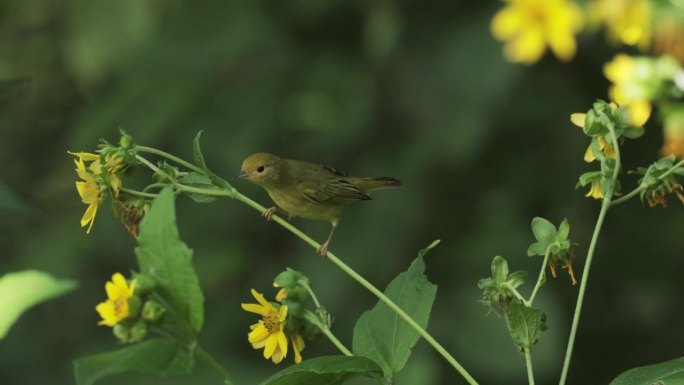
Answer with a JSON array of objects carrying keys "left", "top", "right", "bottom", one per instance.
[{"left": 1, "top": 1, "right": 682, "bottom": 384}]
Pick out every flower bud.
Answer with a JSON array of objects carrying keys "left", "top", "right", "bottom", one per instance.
[{"left": 142, "top": 300, "right": 166, "bottom": 323}]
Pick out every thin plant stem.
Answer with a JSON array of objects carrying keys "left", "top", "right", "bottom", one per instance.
[
  {"left": 304, "top": 310, "right": 353, "bottom": 356},
  {"left": 527, "top": 245, "right": 553, "bottom": 306},
  {"left": 135, "top": 152, "right": 480, "bottom": 385},
  {"left": 524, "top": 347, "right": 535, "bottom": 385},
  {"left": 136, "top": 146, "right": 206, "bottom": 174},
  {"left": 558, "top": 125, "right": 621, "bottom": 385},
  {"left": 195, "top": 343, "right": 235, "bottom": 385},
  {"left": 300, "top": 281, "right": 322, "bottom": 308},
  {"left": 120, "top": 187, "right": 158, "bottom": 198}
]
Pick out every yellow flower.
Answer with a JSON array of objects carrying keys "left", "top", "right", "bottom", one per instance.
[
  {"left": 291, "top": 333, "right": 305, "bottom": 364},
  {"left": 242, "top": 289, "right": 295, "bottom": 364},
  {"left": 661, "top": 109, "right": 684, "bottom": 158},
  {"left": 491, "top": 0, "right": 584, "bottom": 64},
  {"left": 95, "top": 273, "right": 136, "bottom": 327},
  {"left": 604, "top": 54, "right": 652, "bottom": 126},
  {"left": 585, "top": 180, "right": 604, "bottom": 200},
  {"left": 570, "top": 112, "right": 617, "bottom": 162},
  {"left": 588, "top": 0, "right": 651, "bottom": 49},
  {"left": 69, "top": 151, "right": 124, "bottom": 233},
  {"left": 72, "top": 153, "right": 102, "bottom": 234}
]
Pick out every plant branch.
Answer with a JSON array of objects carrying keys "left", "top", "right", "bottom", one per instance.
[
  {"left": 304, "top": 310, "right": 353, "bottom": 356},
  {"left": 610, "top": 159, "right": 684, "bottom": 207},
  {"left": 559, "top": 125, "right": 621, "bottom": 385},
  {"left": 527, "top": 245, "right": 552, "bottom": 306},
  {"left": 525, "top": 347, "right": 535, "bottom": 385}
]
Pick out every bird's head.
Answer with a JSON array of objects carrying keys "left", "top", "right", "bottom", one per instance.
[{"left": 236, "top": 152, "right": 284, "bottom": 187}]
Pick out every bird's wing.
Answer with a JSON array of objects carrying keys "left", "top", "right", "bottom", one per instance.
[{"left": 298, "top": 165, "right": 371, "bottom": 204}]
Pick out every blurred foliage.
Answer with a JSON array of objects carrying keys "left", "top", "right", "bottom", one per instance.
[{"left": 1, "top": 1, "right": 683, "bottom": 384}]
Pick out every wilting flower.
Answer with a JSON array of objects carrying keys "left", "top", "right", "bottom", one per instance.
[
  {"left": 491, "top": 0, "right": 584, "bottom": 64},
  {"left": 96, "top": 273, "right": 137, "bottom": 327},
  {"left": 241, "top": 289, "right": 304, "bottom": 364},
  {"left": 588, "top": 0, "right": 651, "bottom": 49},
  {"left": 585, "top": 180, "right": 604, "bottom": 200}
]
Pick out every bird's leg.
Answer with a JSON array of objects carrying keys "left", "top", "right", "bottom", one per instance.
[
  {"left": 317, "top": 222, "right": 338, "bottom": 257},
  {"left": 262, "top": 207, "right": 287, "bottom": 221}
]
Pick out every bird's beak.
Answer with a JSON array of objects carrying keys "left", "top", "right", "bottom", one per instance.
[{"left": 234, "top": 170, "right": 248, "bottom": 179}]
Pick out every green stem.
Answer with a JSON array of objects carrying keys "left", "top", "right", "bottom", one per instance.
[
  {"left": 120, "top": 187, "right": 158, "bottom": 198},
  {"left": 300, "top": 281, "right": 322, "bottom": 308},
  {"left": 136, "top": 145, "right": 206, "bottom": 174},
  {"left": 136, "top": 152, "right": 479, "bottom": 385},
  {"left": 194, "top": 343, "right": 235, "bottom": 385},
  {"left": 504, "top": 284, "right": 527, "bottom": 305},
  {"left": 524, "top": 347, "right": 535, "bottom": 385},
  {"left": 527, "top": 245, "right": 552, "bottom": 306},
  {"left": 559, "top": 125, "right": 621, "bottom": 385},
  {"left": 304, "top": 310, "right": 353, "bottom": 356}
]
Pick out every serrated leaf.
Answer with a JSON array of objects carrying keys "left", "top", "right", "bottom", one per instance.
[
  {"left": 192, "top": 131, "right": 207, "bottom": 170},
  {"left": 352, "top": 243, "right": 438, "bottom": 378},
  {"left": 73, "top": 339, "right": 193, "bottom": 385},
  {"left": 527, "top": 242, "right": 547, "bottom": 257},
  {"left": 260, "top": 356, "right": 382, "bottom": 385},
  {"left": 531, "top": 217, "right": 556, "bottom": 243},
  {"left": 491, "top": 256, "right": 509, "bottom": 283},
  {"left": 0, "top": 270, "right": 77, "bottom": 339},
  {"left": 609, "top": 356, "right": 684, "bottom": 385},
  {"left": 177, "top": 172, "right": 219, "bottom": 203},
  {"left": 506, "top": 302, "right": 546, "bottom": 352},
  {"left": 136, "top": 188, "right": 204, "bottom": 333}
]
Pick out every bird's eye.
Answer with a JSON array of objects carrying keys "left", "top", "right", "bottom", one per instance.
[{"left": 257, "top": 165, "right": 265, "bottom": 173}]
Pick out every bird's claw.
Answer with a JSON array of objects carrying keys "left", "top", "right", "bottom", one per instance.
[
  {"left": 263, "top": 207, "right": 278, "bottom": 221},
  {"left": 317, "top": 241, "right": 330, "bottom": 257}
]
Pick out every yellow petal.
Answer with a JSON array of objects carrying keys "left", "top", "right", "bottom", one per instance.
[
  {"left": 275, "top": 288, "right": 287, "bottom": 301},
  {"left": 547, "top": 29, "right": 577, "bottom": 62},
  {"left": 95, "top": 301, "right": 116, "bottom": 326},
  {"left": 81, "top": 203, "right": 98, "bottom": 233},
  {"left": 292, "top": 335, "right": 305, "bottom": 363},
  {"left": 68, "top": 151, "right": 100, "bottom": 161},
  {"left": 505, "top": 27, "right": 546, "bottom": 64},
  {"left": 491, "top": 6, "right": 524, "bottom": 40},
  {"left": 271, "top": 348, "right": 284, "bottom": 364},
  {"left": 278, "top": 305, "right": 288, "bottom": 322},
  {"left": 584, "top": 144, "right": 596, "bottom": 163},
  {"left": 248, "top": 323, "right": 269, "bottom": 344},
  {"left": 250, "top": 289, "right": 272, "bottom": 310},
  {"left": 628, "top": 101, "right": 651, "bottom": 127},
  {"left": 241, "top": 303, "right": 269, "bottom": 316},
  {"left": 264, "top": 333, "right": 279, "bottom": 359},
  {"left": 277, "top": 331, "right": 288, "bottom": 359},
  {"left": 570, "top": 113, "right": 586, "bottom": 128},
  {"left": 604, "top": 54, "right": 634, "bottom": 84}
]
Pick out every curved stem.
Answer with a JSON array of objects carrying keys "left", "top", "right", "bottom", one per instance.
[
  {"left": 559, "top": 126, "right": 621, "bottom": 385},
  {"left": 194, "top": 343, "right": 235, "bottom": 385},
  {"left": 528, "top": 245, "right": 552, "bottom": 306},
  {"left": 136, "top": 146, "right": 206, "bottom": 174},
  {"left": 300, "top": 281, "right": 322, "bottom": 308},
  {"left": 120, "top": 187, "right": 158, "bottom": 199},
  {"left": 524, "top": 347, "right": 535, "bottom": 385},
  {"left": 304, "top": 310, "right": 353, "bottom": 356},
  {"left": 135, "top": 152, "right": 480, "bottom": 385}
]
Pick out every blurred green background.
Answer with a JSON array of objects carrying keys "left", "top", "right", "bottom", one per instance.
[{"left": 1, "top": 1, "right": 683, "bottom": 384}]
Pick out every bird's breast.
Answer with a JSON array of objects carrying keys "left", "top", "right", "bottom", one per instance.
[{"left": 266, "top": 187, "right": 343, "bottom": 223}]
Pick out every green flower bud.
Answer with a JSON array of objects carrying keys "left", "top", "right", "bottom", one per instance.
[
  {"left": 129, "top": 320, "right": 148, "bottom": 342},
  {"left": 142, "top": 300, "right": 166, "bottom": 323},
  {"left": 119, "top": 130, "right": 133, "bottom": 149},
  {"left": 274, "top": 268, "right": 308, "bottom": 289},
  {"left": 132, "top": 273, "right": 155, "bottom": 295},
  {"left": 127, "top": 295, "right": 141, "bottom": 319},
  {"left": 113, "top": 324, "right": 131, "bottom": 343}
]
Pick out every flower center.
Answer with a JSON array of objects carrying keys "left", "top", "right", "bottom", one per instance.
[
  {"left": 114, "top": 297, "right": 127, "bottom": 316},
  {"left": 262, "top": 311, "right": 281, "bottom": 333}
]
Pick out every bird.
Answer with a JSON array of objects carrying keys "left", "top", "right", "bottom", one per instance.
[{"left": 236, "top": 152, "right": 401, "bottom": 256}]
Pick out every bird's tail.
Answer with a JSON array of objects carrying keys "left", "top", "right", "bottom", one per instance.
[{"left": 352, "top": 176, "right": 402, "bottom": 193}]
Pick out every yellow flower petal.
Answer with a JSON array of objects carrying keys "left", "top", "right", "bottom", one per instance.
[
  {"left": 584, "top": 144, "right": 596, "bottom": 162},
  {"left": 264, "top": 333, "right": 279, "bottom": 359},
  {"left": 628, "top": 100, "right": 651, "bottom": 127},
  {"left": 68, "top": 151, "right": 100, "bottom": 161},
  {"left": 505, "top": 27, "right": 546, "bottom": 64},
  {"left": 292, "top": 335, "right": 305, "bottom": 364},
  {"left": 277, "top": 331, "right": 288, "bottom": 359},
  {"left": 271, "top": 347, "right": 284, "bottom": 364},
  {"left": 275, "top": 288, "right": 287, "bottom": 301},
  {"left": 250, "top": 289, "right": 272, "bottom": 309},
  {"left": 570, "top": 113, "right": 586, "bottom": 128},
  {"left": 248, "top": 323, "right": 269, "bottom": 344},
  {"left": 241, "top": 303, "right": 269, "bottom": 316},
  {"left": 491, "top": 6, "right": 524, "bottom": 40},
  {"left": 278, "top": 305, "right": 288, "bottom": 322}
]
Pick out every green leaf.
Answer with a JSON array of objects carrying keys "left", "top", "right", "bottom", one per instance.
[
  {"left": 506, "top": 271, "right": 527, "bottom": 289},
  {"left": 527, "top": 242, "right": 547, "bottom": 257},
  {"left": 136, "top": 188, "right": 204, "bottom": 333},
  {"left": 491, "top": 255, "right": 509, "bottom": 283},
  {"left": 0, "top": 270, "right": 77, "bottom": 339},
  {"left": 73, "top": 339, "right": 193, "bottom": 385},
  {"left": 558, "top": 218, "right": 570, "bottom": 240},
  {"left": 417, "top": 239, "right": 441, "bottom": 258},
  {"left": 177, "top": 172, "right": 219, "bottom": 203},
  {"left": 505, "top": 302, "right": 546, "bottom": 352},
  {"left": 260, "top": 356, "right": 382, "bottom": 385},
  {"left": 530, "top": 217, "right": 556, "bottom": 243},
  {"left": 609, "top": 356, "right": 684, "bottom": 385},
  {"left": 352, "top": 242, "right": 438, "bottom": 378},
  {"left": 192, "top": 131, "right": 207, "bottom": 170}
]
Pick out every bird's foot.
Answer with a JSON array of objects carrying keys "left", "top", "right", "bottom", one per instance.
[
  {"left": 317, "top": 241, "right": 330, "bottom": 257},
  {"left": 262, "top": 207, "right": 279, "bottom": 221}
]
